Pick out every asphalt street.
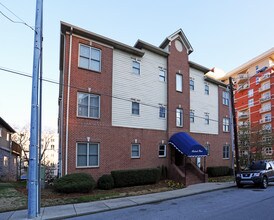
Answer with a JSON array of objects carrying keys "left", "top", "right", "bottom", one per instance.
[{"left": 68, "top": 184, "right": 274, "bottom": 220}]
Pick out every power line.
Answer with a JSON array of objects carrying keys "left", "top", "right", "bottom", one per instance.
[
  {"left": 0, "top": 2, "right": 35, "bottom": 32},
  {"left": 0, "top": 65, "right": 221, "bottom": 123}
]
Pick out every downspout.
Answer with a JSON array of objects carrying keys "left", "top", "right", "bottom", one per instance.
[{"left": 65, "top": 27, "right": 73, "bottom": 175}]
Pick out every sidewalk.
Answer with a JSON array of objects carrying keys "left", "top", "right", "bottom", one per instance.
[{"left": 1, "top": 182, "right": 235, "bottom": 220}]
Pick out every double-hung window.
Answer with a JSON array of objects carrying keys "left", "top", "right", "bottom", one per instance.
[
  {"left": 190, "top": 79, "right": 194, "bottom": 91},
  {"left": 159, "top": 106, "right": 166, "bottom": 118},
  {"left": 176, "top": 74, "right": 183, "bottom": 92},
  {"left": 190, "top": 110, "right": 194, "bottom": 123},
  {"left": 223, "top": 144, "right": 230, "bottom": 159},
  {"left": 223, "top": 118, "right": 230, "bottom": 132},
  {"left": 77, "top": 143, "right": 99, "bottom": 167},
  {"left": 132, "top": 102, "right": 140, "bottom": 115},
  {"left": 222, "top": 91, "right": 229, "bottom": 105},
  {"left": 205, "top": 84, "right": 209, "bottom": 95},
  {"left": 159, "top": 144, "right": 166, "bottom": 157},
  {"left": 78, "top": 93, "right": 100, "bottom": 118},
  {"left": 131, "top": 144, "right": 140, "bottom": 158},
  {"left": 159, "top": 69, "right": 166, "bottom": 82},
  {"left": 176, "top": 108, "right": 183, "bottom": 127},
  {"left": 132, "top": 61, "right": 140, "bottom": 75},
  {"left": 205, "top": 113, "right": 209, "bottom": 125},
  {"left": 79, "top": 44, "right": 101, "bottom": 72}
]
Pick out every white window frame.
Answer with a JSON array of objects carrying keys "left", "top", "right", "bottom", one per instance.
[
  {"left": 158, "top": 144, "right": 166, "bottom": 157},
  {"left": 0, "top": 128, "right": 2, "bottom": 137},
  {"left": 248, "top": 89, "right": 253, "bottom": 98},
  {"left": 176, "top": 108, "right": 183, "bottom": 127},
  {"left": 248, "top": 99, "right": 254, "bottom": 107},
  {"left": 176, "top": 74, "right": 183, "bottom": 92},
  {"left": 223, "top": 118, "right": 230, "bottom": 132},
  {"left": 265, "top": 147, "right": 273, "bottom": 156},
  {"left": 131, "top": 144, "right": 140, "bottom": 158},
  {"left": 79, "top": 44, "right": 101, "bottom": 72},
  {"left": 190, "top": 79, "right": 194, "bottom": 91},
  {"left": 190, "top": 110, "right": 194, "bottom": 123},
  {"left": 159, "top": 69, "right": 166, "bottom": 82},
  {"left": 3, "top": 156, "right": 8, "bottom": 167},
  {"left": 77, "top": 92, "right": 100, "bottom": 119},
  {"left": 132, "top": 60, "right": 140, "bottom": 75},
  {"left": 76, "top": 142, "right": 99, "bottom": 168},
  {"left": 205, "top": 84, "right": 209, "bottom": 95},
  {"left": 159, "top": 106, "right": 166, "bottom": 119},
  {"left": 223, "top": 144, "right": 230, "bottom": 159},
  {"left": 222, "top": 91, "right": 229, "bottom": 105},
  {"left": 205, "top": 113, "right": 209, "bottom": 125},
  {"left": 132, "top": 102, "right": 140, "bottom": 115}
]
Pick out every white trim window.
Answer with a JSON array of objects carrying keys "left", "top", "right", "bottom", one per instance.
[
  {"left": 79, "top": 44, "right": 101, "bottom": 72},
  {"left": 0, "top": 128, "right": 2, "bottom": 137},
  {"left": 176, "top": 74, "right": 183, "bottom": 92},
  {"left": 3, "top": 156, "right": 8, "bottom": 167},
  {"left": 222, "top": 91, "right": 229, "bottom": 105},
  {"left": 248, "top": 99, "right": 254, "bottom": 107},
  {"left": 76, "top": 142, "right": 99, "bottom": 167},
  {"left": 159, "top": 106, "right": 166, "bottom": 118},
  {"left": 132, "top": 102, "right": 140, "bottom": 115},
  {"left": 223, "top": 144, "right": 230, "bottom": 159},
  {"left": 131, "top": 144, "right": 140, "bottom": 158},
  {"left": 159, "top": 144, "right": 166, "bottom": 157},
  {"left": 176, "top": 108, "right": 183, "bottom": 127},
  {"left": 77, "top": 93, "right": 100, "bottom": 119},
  {"left": 223, "top": 117, "right": 230, "bottom": 132},
  {"left": 132, "top": 60, "right": 140, "bottom": 75},
  {"left": 265, "top": 147, "right": 273, "bottom": 156},
  {"left": 190, "top": 110, "right": 194, "bottom": 123},
  {"left": 205, "top": 84, "right": 209, "bottom": 95},
  {"left": 205, "top": 113, "right": 209, "bottom": 125},
  {"left": 159, "top": 69, "right": 166, "bottom": 82},
  {"left": 248, "top": 89, "right": 253, "bottom": 98},
  {"left": 190, "top": 78, "right": 194, "bottom": 91}
]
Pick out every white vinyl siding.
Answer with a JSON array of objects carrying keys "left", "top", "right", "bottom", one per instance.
[
  {"left": 189, "top": 67, "right": 218, "bottom": 134},
  {"left": 112, "top": 49, "right": 167, "bottom": 130}
]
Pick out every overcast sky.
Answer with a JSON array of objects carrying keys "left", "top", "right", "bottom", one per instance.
[{"left": 0, "top": 0, "right": 273, "bottom": 131}]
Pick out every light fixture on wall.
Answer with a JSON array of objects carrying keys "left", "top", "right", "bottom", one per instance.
[
  {"left": 134, "top": 139, "right": 138, "bottom": 143},
  {"left": 88, "top": 87, "right": 91, "bottom": 93},
  {"left": 87, "top": 137, "right": 90, "bottom": 142}
]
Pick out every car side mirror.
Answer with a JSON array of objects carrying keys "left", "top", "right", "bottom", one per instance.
[{"left": 268, "top": 167, "right": 272, "bottom": 170}]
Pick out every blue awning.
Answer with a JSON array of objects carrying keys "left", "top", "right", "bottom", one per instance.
[{"left": 169, "top": 132, "right": 207, "bottom": 157}]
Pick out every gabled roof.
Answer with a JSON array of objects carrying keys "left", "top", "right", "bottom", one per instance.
[
  {"left": 134, "top": 39, "right": 169, "bottom": 57},
  {"left": 159, "top": 29, "right": 193, "bottom": 55},
  {"left": 0, "top": 117, "right": 15, "bottom": 133}
]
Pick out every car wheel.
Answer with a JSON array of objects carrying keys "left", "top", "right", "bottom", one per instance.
[
  {"left": 236, "top": 182, "right": 243, "bottom": 188},
  {"left": 260, "top": 177, "right": 268, "bottom": 189}
]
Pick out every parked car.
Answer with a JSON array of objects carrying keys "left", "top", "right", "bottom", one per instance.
[{"left": 236, "top": 160, "right": 274, "bottom": 189}]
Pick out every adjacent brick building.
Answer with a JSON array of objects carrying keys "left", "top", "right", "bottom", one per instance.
[{"left": 58, "top": 22, "right": 232, "bottom": 185}]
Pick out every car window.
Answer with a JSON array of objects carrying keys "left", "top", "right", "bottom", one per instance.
[{"left": 250, "top": 162, "right": 266, "bottom": 170}]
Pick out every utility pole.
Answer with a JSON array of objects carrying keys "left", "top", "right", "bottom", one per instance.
[
  {"left": 28, "top": 0, "right": 43, "bottom": 218},
  {"left": 229, "top": 77, "right": 240, "bottom": 173}
]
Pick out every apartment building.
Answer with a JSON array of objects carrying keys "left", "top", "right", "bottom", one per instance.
[
  {"left": 222, "top": 48, "right": 274, "bottom": 163},
  {"left": 58, "top": 22, "right": 231, "bottom": 185}
]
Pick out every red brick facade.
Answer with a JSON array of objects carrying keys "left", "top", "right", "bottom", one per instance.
[{"left": 59, "top": 23, "right": 232, "bottom": 181}]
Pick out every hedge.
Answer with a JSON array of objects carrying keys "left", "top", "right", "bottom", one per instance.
[
  {"left": 97, "top": 174, "right": 114, "bottom": 190},
  {"left": 53, "top": 173, "right": 96, "bottom": 193},
  {"left": 111, "top": 168, "right": 161, "bottom": 187},
  {"left": 207, "top": 166, "right": 230, "bottom": 177}
]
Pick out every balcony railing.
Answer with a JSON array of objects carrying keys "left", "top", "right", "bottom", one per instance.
[
  {"left": 237, "top": 74, "right": 249, "bottom": 83},
  {"left": 238, "top": 122, "right": 250, "bottom": 127},
  {"left": 259, "top": 118, "right": 272, "bottom": 124},
  {"left": 238, "top": 83, "right": 249, "bottom": 91},
  {"left": 238, "top": 113, "right": 249, "bottom": 119},
  {"left": 259, "top": 107, "right": 271, "bottom": 113},
  {"left": 260, "top": 96, "right": 271, "bottom": 103},
  {"left": 259, "top": 73, "right": 270, "bottom": 82},
  {"left": 259, "top": 84, "right": 271, "bottom": 92}
]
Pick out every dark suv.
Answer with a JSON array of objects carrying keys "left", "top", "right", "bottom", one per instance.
[{"left": 236, "top": 160, "right": 274, "bottom": 188}]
